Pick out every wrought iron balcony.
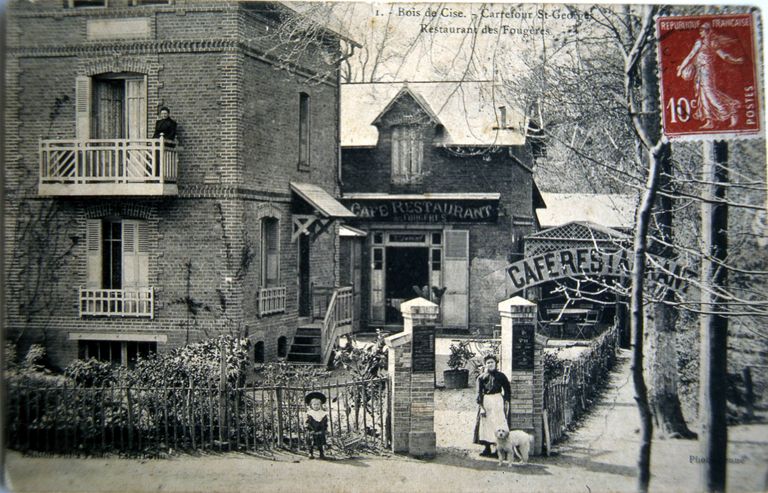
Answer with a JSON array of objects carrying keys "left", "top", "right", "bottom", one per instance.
[
  {"left": 39, "top": 138, "right": 178, "bottom": 196},
  {"left": 79, "top": 287, "right": 154, "bottom": 319}
]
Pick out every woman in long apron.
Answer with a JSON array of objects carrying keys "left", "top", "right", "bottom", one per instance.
[{"left": 473, "top": 354, "right": 511, "bottom": 457}]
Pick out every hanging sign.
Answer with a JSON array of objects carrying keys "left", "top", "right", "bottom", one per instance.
[
  {"left": 657, "top": 14, "right": 762, "bottom": 140},
  {"left": 506, "top": 248, "right": 689, "bottom": 294}
]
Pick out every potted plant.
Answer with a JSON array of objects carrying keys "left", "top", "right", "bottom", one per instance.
[{"left": 443, "top": 340, "right": 476, "bottom": 389}]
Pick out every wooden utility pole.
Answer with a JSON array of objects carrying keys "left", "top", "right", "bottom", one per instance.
[{"left": 699, "top": 140, "right": 729, "bottom": 492}]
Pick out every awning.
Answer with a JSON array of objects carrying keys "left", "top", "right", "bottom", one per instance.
[
  {"left": 339, "top": 225, "right": 367, "bottom": 237},
  {"left": 290, "top": 182, "right": 356, "bottom": 242}
]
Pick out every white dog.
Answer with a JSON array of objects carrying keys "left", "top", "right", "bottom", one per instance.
[{"left": 494, "top": 429, "right": 533, "bottom": 466}]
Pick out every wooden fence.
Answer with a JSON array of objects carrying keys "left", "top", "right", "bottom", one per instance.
[
  {"left": 7, "top": 377, "right": 389, "bottom": 457},
  {"left": 544, "top": 324, "right": 619, "bottom": 445}
]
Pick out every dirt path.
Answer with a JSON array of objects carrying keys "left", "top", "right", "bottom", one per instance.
[{"left": 6, "top": 350, "right": 768, "bottom": 492}]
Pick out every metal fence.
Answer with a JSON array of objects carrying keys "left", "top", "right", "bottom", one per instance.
[
  {"left": 7, "top": 377, "right": 389, "bottom": 457},
  {"left": 544, "top": 324, "right": 619, "bottom": 445}
]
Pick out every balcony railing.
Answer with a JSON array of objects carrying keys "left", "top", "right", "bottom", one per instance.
[
  {"left": 257, "top": 286, "right": 287, "bottom": 316},
  {"left": 40, "top": 138, "right": 178, "bottom": 196},
  {"left": 79, "top": 287, "right": 154, "bottom": 319}
]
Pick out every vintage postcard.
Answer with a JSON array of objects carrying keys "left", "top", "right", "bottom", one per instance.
[{"left": 3, "top": 1, "right": 767, "bottom": 492}]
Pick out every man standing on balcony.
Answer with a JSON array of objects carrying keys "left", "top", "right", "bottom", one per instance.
[{"left": 152, "top": 106, "right": 177, "bottom": 143}]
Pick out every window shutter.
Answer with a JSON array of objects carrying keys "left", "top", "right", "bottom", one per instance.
[
  {"left": 137, "top": 221, "right": 150, "bottom": 288},
  {"left": 442, "top": 230, "right": 469, "bottom": 328},
  {"left": 126, "top": 77, "right": 147, "bottom": 139},
  {"left": 86, "top": 219, "right": 102, "bottom": 288},
  {"left": 122, "top": 221, "right": 138, "bottom": 289},
  {"left": 75, "top": 76, "right": 92, "bottom": 139}
]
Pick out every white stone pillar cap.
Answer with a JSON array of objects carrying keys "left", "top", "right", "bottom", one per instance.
[
  {"left": 400, "top": 297, "right": 439, "bottom": 321},
  {"left": 498, "top": 296, "right": 536, "bottom": 313}
]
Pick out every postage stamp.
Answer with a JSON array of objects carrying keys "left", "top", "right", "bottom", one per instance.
[{"left": 657, "top": 14, "right": 762, "bottom": 140}]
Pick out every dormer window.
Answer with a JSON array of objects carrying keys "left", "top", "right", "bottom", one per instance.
[{"left": 391, "top": 125, "right": 423, "bottom": 184}]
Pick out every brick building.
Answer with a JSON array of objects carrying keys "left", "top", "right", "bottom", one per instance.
[
  {"left": 339, "top": 82, "right": 544, "bottom": 333},
  {"left": 4, "top": 0, "right": 357, "bottom": 368}
]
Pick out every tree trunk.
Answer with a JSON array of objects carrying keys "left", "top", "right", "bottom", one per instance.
[
  {"left": 640, "top": 23, "right": 696, "bottom": 441},
  {"left": 630, "top": 142, "right": 661, "bottom": 493},
  {"left": 699, "top": 140, "right": 729, "bottom": 493},
  {"left": 646, "top": 302, "right": 698, "bottom": 438}
]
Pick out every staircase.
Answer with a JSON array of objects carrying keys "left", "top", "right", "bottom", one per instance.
[
  {"left": 286, "top": 286, "right": 354, "bottom": 366},
  {"left": 287, "top": 321, "right": 323, "bottom": 364}
]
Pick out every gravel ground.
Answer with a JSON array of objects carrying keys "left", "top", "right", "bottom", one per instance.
[{"left": 6, "top": 350, "right": 768, "bottom": 493}]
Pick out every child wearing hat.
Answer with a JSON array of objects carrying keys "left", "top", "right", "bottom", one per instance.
[{"left": 304, "top": 391, "right": 328, "bottom": 459}]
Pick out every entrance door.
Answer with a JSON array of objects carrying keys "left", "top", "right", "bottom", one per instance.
[
  {"left": 298, "top": 234, "right": 310, "bottom": 317},
  {"left": 384, "top": 247, "right": 429, "bottom": 324}
]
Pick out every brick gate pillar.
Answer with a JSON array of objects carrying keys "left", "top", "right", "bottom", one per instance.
[
  {"left": 384, "top": 297, "right": 438, "bottom": 458},
  {"left": 498, "top": 296, "right": 546, "bottom": 456}
]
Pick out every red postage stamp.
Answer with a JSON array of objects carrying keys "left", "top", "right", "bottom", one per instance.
[{"left": 657, "top": 14, "right": 762, "bottom": 140}]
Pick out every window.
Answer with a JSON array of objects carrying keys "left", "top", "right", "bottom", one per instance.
[
  {"left": 67, "top": 0, "right": 106, "bottom": 7},
  {"left": 254, "top": 341, "right": 265, "bottom": 363},
  {"left": 431, "top": 248, "right": 442, "bottom": 271},
  {"left": 132, "top": 0, "right": 172, "bottom": 5},
  {"left": 373, "top": 248, "right": 383, "bottom": 270},
  {"left": 391, "top": 126, "right": 423, "bottom": 183},
  {"left": 277, "top": 336, "right": 288, "bottom": 358},
  {"left": 298, "top": 93, "right": 310, "bottom": 168},
  {"left": 76, "top": 74, "right": 147, "bottom": 140},
  {"left": 78, "top": 340, "right": 156, "bottom": 367},
  {"left": 261, "top": 217, "right": 280, "bottom": 286},
  {"left": 87, "top": 219, "right": 149, "bottom": 290}
]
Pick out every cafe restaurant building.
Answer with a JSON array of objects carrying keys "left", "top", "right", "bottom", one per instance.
[{"left": 339, "top": 82, "right": 545, "bottom": 332}]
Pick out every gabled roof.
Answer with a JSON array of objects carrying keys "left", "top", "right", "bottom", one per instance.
[
  {"left": 371, "top": 86, "right": 440, "bottom": 126},
  {"left": 527, "top": 221, "right": 630, "bottom": 241},
  {"left": 341, "top": 81, "right": 527, "bottom": 148},
  {"left": 524, "top": 221, "right": 630, "bottom": 257},
  {"left": 536, "top": 193, "right": 635, "bottom": 230}
]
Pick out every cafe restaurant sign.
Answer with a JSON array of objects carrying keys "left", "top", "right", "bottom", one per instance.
[
  {"left": 342, "top": 198, "right": 499, "bottom": 223},
  {"left": 507, "top": 247, "right": 689, "bottom": 294}
]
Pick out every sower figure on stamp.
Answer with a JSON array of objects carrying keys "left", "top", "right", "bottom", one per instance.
[
  {"left": 304, "top": 391, "right": 328, "bottom": 459},
  {"left": 676, "top": 22, "right": 744, "bottom": 129},
  {"left": 473, "top": 354, "right": 511, "bottom": 457}
]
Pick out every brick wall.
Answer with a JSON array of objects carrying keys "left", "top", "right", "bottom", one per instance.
[{"left": 5, "top": 1, "right": 344, "bottom": 366}]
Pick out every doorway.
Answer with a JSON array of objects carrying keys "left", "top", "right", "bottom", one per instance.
[
  {"left": 298, "top": 234, "right": 310, "bottom": 317},
  {"left": 384, "top": 247, "right": 429, "bottom": 323}
]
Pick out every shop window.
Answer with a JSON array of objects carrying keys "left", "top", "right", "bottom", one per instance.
[
  {"left": 86, "top": 219, "right": 149, "bottom": 291},
  {"left": 78, "top": 340, "right": 156, "bottom": 367},
  {"left": 277, "top": 336, "right": 288, "bottom": 358},
  {"left": 391, "top": 125, "right": 423, "bottom": 183},
  {"left": 261, "top": 217, "right": 280, "bottom": 286},
  {"left": 298, "top": 93, "right": 310, "bottom": 169},
  {"left": 254, "top": 341, "right": 265, "bottom": 363}
]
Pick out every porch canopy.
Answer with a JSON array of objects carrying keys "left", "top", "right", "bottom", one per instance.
[{"left": 290, "top": 182, "right": 356, "bottom": 242}]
